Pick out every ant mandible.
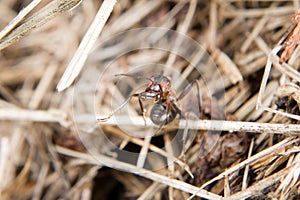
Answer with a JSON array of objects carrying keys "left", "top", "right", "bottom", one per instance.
[{"left": 98, "top": 73, "right": 202, "bottom": 128}]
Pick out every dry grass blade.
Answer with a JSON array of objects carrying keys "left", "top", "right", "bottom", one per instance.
[
  {"left": 225, "top": 167, "right": 289, "bottom": 200},
  {"left": 0, "top": 0, "right": 82, "bottom": 50},
  {"left": 212, "top": 48, "right": 243, "bottom": 84},
  {"left": 242, "top": 139, "right": 254, "bottom": 191},
  {"left": 137, "top": 182, "right": 165, "bottom": 200},
  {"left": 56, "top": 0, "right": 116, "bottom": 92},
  {"left": 0, "top": 0, "right": 43, "bottom": 40},
  {"left": 222, "top": 6, "right": 294, "bottom": 18},
  {"left": 275, "top": 152, "right": 300, "bottom": 199},
  {"left": 256, "top": 46, "right": 281, "bottom": 109},
  {"left": 165, "top": 0, "right": 197, "bottom": 69},
  {"left": 0, "top": 108, "right": 69, "bottom": 127}
]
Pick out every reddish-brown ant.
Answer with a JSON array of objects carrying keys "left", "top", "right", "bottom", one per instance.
[{"left": 98, "top": 73, "right": 202, "bottom": 128}]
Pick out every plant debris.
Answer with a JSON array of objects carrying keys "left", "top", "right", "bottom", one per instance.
[{"left": 0, "top": 0, "right": 299, "bottom": 199}]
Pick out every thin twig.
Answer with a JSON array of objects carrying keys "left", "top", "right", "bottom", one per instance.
[{"left": 96, "top": 115, "right": 300, "bottom": 135}]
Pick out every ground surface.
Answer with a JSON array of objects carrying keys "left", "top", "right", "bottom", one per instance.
[{"left": 0, "top": 1, "right": 299, "bottom": 200}]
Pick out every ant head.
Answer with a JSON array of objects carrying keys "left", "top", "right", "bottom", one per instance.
[{"left": 151, "top": 74, "right": 171, "bottom": 86}]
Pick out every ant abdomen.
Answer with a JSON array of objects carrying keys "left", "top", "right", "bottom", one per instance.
[{"left": 150, "top": 103, "right": 177, "bottom": 125}]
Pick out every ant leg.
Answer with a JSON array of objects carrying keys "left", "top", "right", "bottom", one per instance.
[
  {"left": 171, "top": 102, "right": 184, "bottom": 119},
  {"left": 170, "top": 102, "right": 189, "bottom": 158},
  {"left": 177, "top": 79, "right": 202, "bottom": 112},
  {"left": 165, "top": 100, "right": 184, "bottom": 123},
  {"left": 179, "top": 115, "right": 189, "bottom": 161},
  {"left": 135, "top": 94, "right": 147, "bottom": 126},
  {"left": 176, "top": 80, "right": 201, "bottom": 159},
  {"left": 165, "top": 101, "right": 171, "bottom": 122},
  {"left": 97, "top": 93, "right": 138, "bottom": 121}
]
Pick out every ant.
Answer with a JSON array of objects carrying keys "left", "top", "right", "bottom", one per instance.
[{"left": 98, "top": 73, "right": 202, "bottom": 129}]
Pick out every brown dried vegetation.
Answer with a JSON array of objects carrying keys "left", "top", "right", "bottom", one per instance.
[{"left": 0, "top": 0, "right": 299, "bottom": 200}]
